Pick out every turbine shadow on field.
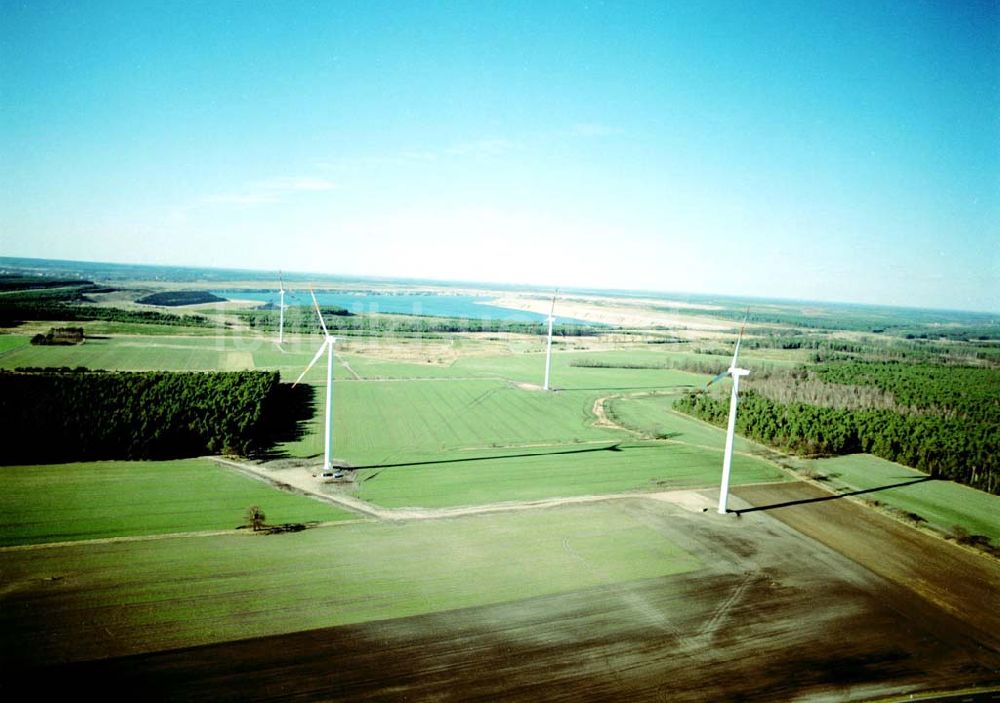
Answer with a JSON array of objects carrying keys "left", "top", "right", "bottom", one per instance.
[
  {"left": 559, "top": 386, "right": 687, "bottom": 393},
  {"left": 356, "top": 442, "right": 627, "bottom": 473},
  {"left": 733, "top": 477, "right": 935, "bottom": 515}
]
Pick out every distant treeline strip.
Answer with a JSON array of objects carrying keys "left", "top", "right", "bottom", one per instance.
[
  {"left": 242, "top": 309, "right": 601, "bottom": 336},
  {"left": 571, "top": 355, "right": 784, "bottom": 375},
  {"left": 0, "top": 370, "right": 307, "bottom": 464},
  {"left": 0, "top": 276, "right": 96, "bottom": 292},
  {"left": 741, "top": 333, "right": 999, "bottom": 366},
  {"left": 694, "top": 306, "right": 1000, "bottom": 340},
  {"left": 0, "top": 302, "right": 215, "bottom": 328}
]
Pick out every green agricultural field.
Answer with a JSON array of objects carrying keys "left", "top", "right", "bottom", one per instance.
[
  {"left": 0, "top": 459, "right": 355, "bottom": 547},
  {"left": 355, "top": 440, "right": 786, "bottom": 508},
  {"left": 277, "top": 354, "right": 785, "bottom": 507},
  {"left": 0, "top": 334, "right": 251, "bottom": 371},
  {"left": 453, "top": 351, "right": 706, "bottom": 390},
  {"left": 0, "top": 501, "right": 701, "bottom": 664},
  {"left": 337, "top": 353, "right": 478, "bottom": 379},
  {"left": 282, "top": 378, "right": 623, "bottom": 463},
  {"left": 0, "top": 334, "right": 31, "bottom": 354},
  {"left": 607, "top": 394, "right": 756, "bottom": 451},
  {"left": 800, "top": 454, "right": 1000, "bottom": 542}
]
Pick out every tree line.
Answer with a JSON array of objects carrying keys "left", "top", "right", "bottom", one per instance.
[
  {"left": 0, "top": 301, "right": 216, "bottom": 328},
  {"left": 0, "top": 370, "right": 310, "bottom": 464},
  {"left": 241, "top": 308, "right": 600, "bottom": 337},
  {"left": 0, "top": 282, "right": 218, "bottom": 328},
  {"left": 675, "top": 361, "right": 999, "bottom": 495}
]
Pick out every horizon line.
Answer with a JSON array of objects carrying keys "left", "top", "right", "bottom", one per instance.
[{"left": 1, "top": 254, "right": 997, "bottom": 318}]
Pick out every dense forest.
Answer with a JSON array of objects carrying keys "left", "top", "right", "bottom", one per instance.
[
  {"left": 136, "top": 290, "right": 228, "bottom": 306},
  {"left": 0, "top": 275, "right": 94, "bottom": 292},
  {"left": 0, "top": 370, "right": 309, "bottom": 464},
  {"left": 0, "top": 302, "right": 216, "bottom": 328},
  {"left": 675, "top": 360, "right": 999, "bottom": 494},
  {"left": 0, "top": 282, "right": 218, "bottom": 328},
  {"left": 742, "top": 333, "right": 997, "bottom": 362}
]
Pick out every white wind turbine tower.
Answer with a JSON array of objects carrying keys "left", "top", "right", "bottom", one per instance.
[
  {"left": 276, "top": 273, "right": 287, "bottom": 347},
  {"left": 543, "top": 289, "right": 558, "bottom": 391},
  {"left": 293, "top": 289, "right": 336, "bottom": 473},
  {"left": 706, "top": 311, "right": 750, "bottom": 514}
]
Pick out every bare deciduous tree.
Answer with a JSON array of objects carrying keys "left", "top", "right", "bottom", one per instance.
[{"left": 246, "top": 505, "right": 266, "bottom": 532}]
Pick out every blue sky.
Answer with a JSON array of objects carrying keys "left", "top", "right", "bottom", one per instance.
[{"left": 2, "top": 0, "right": 997, "bottom": 311}]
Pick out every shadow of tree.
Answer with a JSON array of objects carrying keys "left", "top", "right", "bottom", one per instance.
[{"left": 252, "top": 383, "right": 316, "bottom": 459}]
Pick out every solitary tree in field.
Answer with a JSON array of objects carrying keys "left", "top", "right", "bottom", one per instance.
[{"left": 246, "top": 505, "right": 266, "bottom": 531}]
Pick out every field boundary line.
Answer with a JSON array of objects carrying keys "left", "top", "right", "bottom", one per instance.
[
  {"left": 0, "top": 518, "right": 370, "bottom": 552},
  {"left": 212, "top": 455, "right": 793, "bottom": 523},
  {"left": 0, "top": 529, "right": 239, "bottom": 552}
]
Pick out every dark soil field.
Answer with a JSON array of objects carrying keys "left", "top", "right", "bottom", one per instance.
[{"left": 11, "top": 484, "right": 998, "bottom": 702}]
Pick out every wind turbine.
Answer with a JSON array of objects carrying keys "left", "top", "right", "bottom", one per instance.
[
  {"left": 293, "top": 289, "right": 336, "bottom": 474},
  {"left": 276, "top": 272, "right": 287, "bottom": 347},
  {"left": 706, "top": 311, "right": 750, "bottom": 514},
  {"left": 543, "top": 289, "right": 558, "bottom": 391}
]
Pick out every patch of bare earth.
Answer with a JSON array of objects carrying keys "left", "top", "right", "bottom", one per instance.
[
  {"left": 731, "top": 481, "right": 1000, "bottom": 645},
  {"left": 12, "top": 489, "right": 998, "bottom": 701},
  {"left": 486, "top": 294, "right": 732, "bottom": 331}
]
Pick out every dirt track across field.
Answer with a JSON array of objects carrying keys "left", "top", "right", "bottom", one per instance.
[{"left": 17, "top": 484, "right": 998, "bottom": 702}]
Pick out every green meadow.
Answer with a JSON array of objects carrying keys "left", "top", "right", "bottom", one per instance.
[
  {"left": 354, "top": 441, "right": 784, "bottom": 508},
  {"left": 0, "top": 334, "right": 250, "bottom": 371},
  {"left": 0, "top": 334, "right": 30, "bottom": 354},
  {"left": 1, "top": 502, "right": 701, "bottom": 664},
  {"left": 608, "top": 394, "right": 756, "bottom": 450},
  {"left": 0, "top": 332, "right": 788, "bottom": 511},
  {"left": 7, "top": 330, "right": 995, "bottom": 534},
  {"left": 800, "top": 454, "right": 1000, "bottom": 542},
  {"left": 0, "top": 459, "right": 355, "bottom": 547}
]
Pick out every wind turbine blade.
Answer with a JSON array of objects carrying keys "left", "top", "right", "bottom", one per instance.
[
  {"left": 278, "top": 271, "right": 284, "bottom": 292},
  {"left": 548, "top": 289, "right": 558, "bottom": 318},
  {"left": 293, "top": 340, "right": 329, "bottom": 386},
  {"left": 731, "top": 308, "right": 749, "bottom": 368},
  {"left": 706, "top": 370, "right": 729, "bottom": 387},
  {"left": 309, "top": 288, "right": 330, "bottom": 337}
]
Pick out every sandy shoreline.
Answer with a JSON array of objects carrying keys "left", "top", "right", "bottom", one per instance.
[{"left": 483, "top": 294, "right": 732, "bottom": 330}]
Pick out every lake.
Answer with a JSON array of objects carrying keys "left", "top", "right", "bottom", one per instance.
[{"left": 213, "top": 290, "right": 590, "bottom": 325}]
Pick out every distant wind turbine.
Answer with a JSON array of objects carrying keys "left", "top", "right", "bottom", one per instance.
[
  {"left": 293, "top": 289, "right": 336, "bottom": 474},
  {"left": 706, "top": 310, "right": 750, "bottom": 514},
  {"left": 276, "top": 272, "right": 287, "bottom": 347},
  {"left": 543, "top": 289, "right": 558, "bottom": 391}
]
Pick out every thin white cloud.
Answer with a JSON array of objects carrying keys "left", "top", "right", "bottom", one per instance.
[{"left": 202, "top": 176, "right": 337, "bottom": 206}]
